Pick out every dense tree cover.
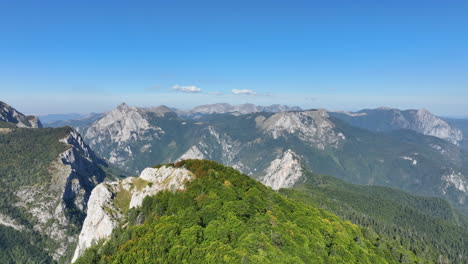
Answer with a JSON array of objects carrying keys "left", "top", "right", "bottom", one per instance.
[
  {"left": 76, "top": 160, "right": 426, "bottom": 264},
  {"left": 0, "top": 127, "right": 69, "bottom": 188},
  {"left": 0, "top": 121, "right": 16, "bottom": 128},
  {"left": 0, "top": 225, "right": 53, "bottom": 264},
  {"left": 281, "top": 171, "right": 468, "bottom": 264}
]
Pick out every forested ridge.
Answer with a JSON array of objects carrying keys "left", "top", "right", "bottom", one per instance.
[
  {"left": 281, "top": 171, "right": 468, "bottom": 264},
  {"left": 76, "top": 160, "right": 427, "bottom": 264}
]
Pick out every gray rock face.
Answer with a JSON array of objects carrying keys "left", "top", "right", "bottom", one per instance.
[
  {"left": 412, "top": 109, "right": 463, "bottom": 145},
  {"left": 14, "top": 128, "right": 107, "bottom": 261},
  {"left": 59, "top": 129, "right": 107, "bottom": 212},
  {"left": 258, "top": 110, "right": 345, "bottom": 149},
  {"left": 72, "top": 166, "right": 194, "bottom": 262},
  {"left": 262, "top": 150, "right": 304, "bottom": 190},
  {"left": 178, "top": 126, "right": 241, "bottom": 165},
  {"left": 83, "top": 103, "right": 164, "bottom": 170},
  {"left": 0, "top": 101, "right": 42, "bottom": 128},
  {"left": 178, "top": 145, "right": 205, "bottom": 160},
  {"left": 441, "top": 170, "right": 468, "bottom": 197},
  {"left": 331, "top": 108, "right": 463, "bottom": 145}
]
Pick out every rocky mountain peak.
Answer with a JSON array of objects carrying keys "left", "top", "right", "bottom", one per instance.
[
  {"left": 258, "top": 110, "right": 345, "bottom": 149},
  {"left": 116, "top": 102, "right": 129, "bottom": 111},
  {"left": 144, "top": 105, "right": 174, "bottom": 116},
  {"left": 83, "top": 103, "right": 164, "bottom": 169},
  {"left": 0, "top": 101, "right": 43, "bottom": 128},
  {"left": 86, "top": 103, "right": 158, "bottom": 142}
]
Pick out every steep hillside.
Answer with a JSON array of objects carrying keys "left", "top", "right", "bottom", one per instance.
[
  {"left": 194, "top": 112, "right": 468, "bottom": 214},
  {"left": 0, "top": 101, "right": 42, "bottom": 128},
  {"left": 0, "top": 126, "right": 110, "bottom": 263},
  {"left": 444, "top": 118, "right": 468, "bottom": 150},
  {"left": 80, "top": 103, "right": 204, "bottom": 173},
  {"left": 74, "top": 160, "right": 425, "bottom": 264},
  {"left": 281, "top": 170, "right": 468, "bottom": 263}
]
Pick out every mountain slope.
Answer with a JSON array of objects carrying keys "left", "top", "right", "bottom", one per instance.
[
  {"left": 75, "top": 103, "right": 468, "bottom": 215},
  {"left": 444, "top": 118, "right": 468, "bottom": 150},
  {"left": 0, "top": 126, "right": 110, "bottom": 263},
  {"left": 330, "top": 108, "right": 463, "bottom": 145},
  {"left": 193, "top": 112, "right": 468, "bottom": 214},
  {"left": 0, "top": 101, "right": 42, "bottom": 128},
  {"left": 74, "top": 160, "right": 425, "bottom": 264},
  {"left": 81, "top": 103, "right": 204, "bottom": 173},
  {"left": 281, "top": 170, "right": 468, "bottom": 263}
]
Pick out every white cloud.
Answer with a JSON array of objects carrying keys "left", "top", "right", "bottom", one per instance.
[
  {"left": 231, "top": 89, "right": 257, "bottom": 95},
  {"left": 172, "top": 85, "right": 202, "bottom": 93}
]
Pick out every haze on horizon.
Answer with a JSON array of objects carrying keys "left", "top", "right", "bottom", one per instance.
[{"left": 1, "top": 1, "right": 467, "bottom": 116}]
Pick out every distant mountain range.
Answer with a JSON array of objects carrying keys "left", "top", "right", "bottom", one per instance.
[
  {"left": 53, "top": 102, "right": 465, "bottom": 216},
  {"left": 42, "top": 103, "right": 302, "bottom": 127},
  {"left": 2, "top": 100, "right": 468, "bottom": 263},
  {"left": 330, "top": 107, "right": 463, "bottom": 145}
]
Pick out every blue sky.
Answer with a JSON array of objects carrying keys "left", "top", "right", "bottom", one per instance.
[{"left": 1, "top": 0, "right": 467, "bottom": 116}]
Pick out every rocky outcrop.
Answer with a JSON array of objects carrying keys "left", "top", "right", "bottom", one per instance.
[
  {"left": 71, "top": 165, "right": 194, "bottom": 262},
  {"left": 59, "top": 129, "right": 107, "bottom": 212},
  {"left": 0, "top": 214, "right": 25, "bottom": 231},
  {"left": 412, "top": 109, "right": 463, "bottom": 145},
  {"left": 258, "top": 110, "right": 345, "bottom": 149},
  {"left": 262, "top": 150, "right": 304, "bottom": 190},
  {"left": 70, "top": 184, "right": 117, "bottom": 263},
  {"left": 442, "top": 170, "right": 468, "bottom": 195},
  {"left": 13, "top": 128, "right": 107, "bottom": 260},
  {"left": 178, "top": 145, "right": 205, "bottom": 160},
  {"left": 0, "top": 101, "right": 42, "bottom": 128}
]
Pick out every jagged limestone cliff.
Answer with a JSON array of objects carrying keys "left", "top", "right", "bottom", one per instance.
[
  {"left": 0, "top": 126, "right": 108, "bottom": 262},
  {"left": 72, "top": 165, "right": 194, "bottom": 262}
]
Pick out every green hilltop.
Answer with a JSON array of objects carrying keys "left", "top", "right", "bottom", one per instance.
[{"left": 76, "top": 160, "right": 426, "bottom": 264}]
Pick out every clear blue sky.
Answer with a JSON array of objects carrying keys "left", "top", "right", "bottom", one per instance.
[{"left": 1, "top": 0, "right": 467, "bottom": 116}]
